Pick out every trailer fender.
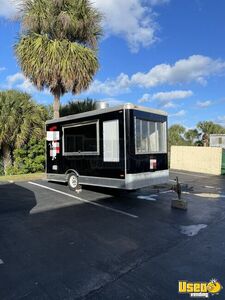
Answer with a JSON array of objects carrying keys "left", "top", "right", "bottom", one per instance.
[{"left": 65, "top": 169, "right": 80, "bottom": 180}]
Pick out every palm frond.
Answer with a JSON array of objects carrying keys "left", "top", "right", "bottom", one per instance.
[
  {"left": 16, "top": 0, "right": 102, "bottom": 119},
  {"left": 0, "top": 90, "right": 47, "bottom": 149},
  {"left": 21, "top": 0, "right": 103, "bottom": 48},
  {"left": 60, "top": 98, "right": 97, "bottom": 116},
  {"left": 15, "top": 34, "right": 99, "bottom": 97}
]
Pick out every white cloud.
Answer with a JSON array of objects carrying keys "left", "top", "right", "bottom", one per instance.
[
  {"left": 153, "top": 90, "right": 193, "bottom": 108},
  {"left": 170, "top": 110, "right": 186, "bottom": 117},
  {"left": 2, "top": 0, "right": 168, "bottom": 52},
  {"left": 6, "top": 72, "right": 25, "bottom": 86},
  {"left": 6, "top": 72, "right": 36, "bottom": 93},
  {"left": 152, "top": 90, "right": 193, "bottom": 101},
  {"left": 137, "top": 89, "right": 192, "bottom": 110},
  {"left": 90, "top": 0, "right": 168, "bottom": 52},
  {"left": 149, "top": 0, "right": 169, "bottom": 5},
  {"left": 0, "top": 67, "right": 6, "bottom": 72},
  {"left": 88, "top": 73, "right": 131, "bottom": 96},
  {"left": 88, "top": 55, "right": 225, "bottom": 96},
  {"left": 100, "top": 98, "right": 125, "bottom": 107},
  {"left": 196, "top": 100, "right": 212, "bottom": 108},
  {"left": 16, "top": 78, "right": 37, "bottom": 93},
  {"left": 131, "top": 55, "right": 225, "bottom": 87},
  {"left": 138, "top": 90, "right": 192, "bottom": 105},
  {"left": 138, "top": 93, "right": 151, "bottom": 103},
  {"left": 5, "top": 72, "right": 50, "bottom": 95},
  {"left": 162, "top": 101, "right": 177, "bottom": 108},
  {"left": 0, "top": 0, "right": 22, "bottom": 19}
]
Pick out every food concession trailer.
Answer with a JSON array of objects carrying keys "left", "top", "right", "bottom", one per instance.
[{"left": 46, "top": 103, "right": 168, "bottom": 190}]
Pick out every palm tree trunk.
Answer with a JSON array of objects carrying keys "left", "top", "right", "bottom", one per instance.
[
  {"left": 53, "top": 93, "right": 60, "bottom": 119},
  {"left": 2, "top": 143, "right": 12, "bottom": 175}
]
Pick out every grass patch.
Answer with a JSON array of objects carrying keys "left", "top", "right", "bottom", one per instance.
[{"left": 0, "top": 173, "right": 45, "bottom": 182}]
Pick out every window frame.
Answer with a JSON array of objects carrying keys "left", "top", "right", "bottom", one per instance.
[
  {"left": 62, "top": 120, "right": 100, "bottom": 156},
  {"left": 134, "top": 117, "right": 167, "bottom": 155}
]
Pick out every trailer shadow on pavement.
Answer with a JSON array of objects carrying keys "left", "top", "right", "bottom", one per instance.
[{"left": 0, "top": 171, "right": 225, "bottom": 300}]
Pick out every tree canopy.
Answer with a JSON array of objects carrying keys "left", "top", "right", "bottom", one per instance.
[
  {"left": 15, "top": 0, "right": 102, "bottom": 119},
  {"left": 169, "top": 124, "right": 186, "bottom": 147},
  {"left": 184, "top": 129, "right": 200, "bottom": 145},
  {"left": 169, "top": 121, "right": 225, "bottom": 148},
  {"left": 0, "top": 90, "right": 48, "bottom": 174},
  {"left": 197, "top": 121, "right": 225, "bottom": 146},
  {"left": 21, "top": 0, "right": 102, "bottom": 47},
  {"left": 60, "top": 98, "right": 97, "bottom": 117}
]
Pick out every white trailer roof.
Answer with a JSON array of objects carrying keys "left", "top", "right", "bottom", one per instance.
[{"left": 46, "top": 103, "right": 167, "bottom": 125}]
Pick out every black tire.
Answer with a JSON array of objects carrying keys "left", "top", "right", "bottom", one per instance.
[{"left": 68, "top": 173, "right": 78, "bottom": 191}]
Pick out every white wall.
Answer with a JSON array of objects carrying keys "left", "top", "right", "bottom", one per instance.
[{"left": 170, "top": 146, "right": 222, "bottom": 175}]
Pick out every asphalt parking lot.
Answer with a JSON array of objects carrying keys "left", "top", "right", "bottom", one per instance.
[{"left": 1, "top": 170, "right": 225, "bottom": 300}]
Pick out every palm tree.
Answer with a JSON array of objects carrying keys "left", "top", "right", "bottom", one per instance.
[
  {"left": 184, "top": 129, "right": 200, "bottom": 145},
  {"left": 168, "top": 124, "right": 186, "bottom": 148},
  {"left": 0, "top": 90, "right": 47, "bottom": 174},
  {"left": 60, "top": 98, "right": 97, "bottom": 117},
  {"left": 197, "top": 121, "right": 225, "bottom": 146},
  {"left": 15, "top": 0, "right": 102, "bottom": 119}
]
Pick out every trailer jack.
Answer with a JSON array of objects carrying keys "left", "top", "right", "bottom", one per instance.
[
  {"left": 75, "top": 184, "right": 82, "bottom": 194},
  {"left": 171, "top": 177, "right": 188, "bottom": 210}
]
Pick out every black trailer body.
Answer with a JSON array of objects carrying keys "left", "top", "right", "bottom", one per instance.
[{"left": 46, "top": 104, "right": 168, "bottom": 190}]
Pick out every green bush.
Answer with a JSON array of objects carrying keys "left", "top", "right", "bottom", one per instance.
[{"left": 6, "top": 138, "right": 45, "bottom": 175}]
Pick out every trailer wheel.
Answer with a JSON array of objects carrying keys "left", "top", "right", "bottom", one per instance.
[{"left": 68, "top": 173, "right": 78, "bottom": 191}]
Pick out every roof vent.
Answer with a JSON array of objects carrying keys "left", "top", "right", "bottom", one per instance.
[{"left": 96, "top": 101, "right": 109, "bottom": 110}]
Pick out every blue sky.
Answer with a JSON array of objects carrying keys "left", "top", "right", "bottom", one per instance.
[{"left": 0, "top": 0, "right": 225, "bottom": 128}]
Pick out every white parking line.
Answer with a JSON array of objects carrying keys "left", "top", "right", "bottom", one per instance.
[
  {"left": 137, "top": 195, "right": 158, "bottom": 201},
  {"left": 28, "top": 182, "right": 138, "bottom": 219},
  {"left": 0, "top": 259, "right": 4, "bottom": 264},
  {"left": 159, "top": 190, "right": 173, "bottom": 194}
]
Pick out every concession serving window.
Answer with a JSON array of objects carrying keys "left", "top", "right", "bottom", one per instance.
[
  {"left": 135, "top": 118, "right": 167, "bottom": 154},
  {"left": 63, "top": 121, "right": 100, "bottom": 156}
]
